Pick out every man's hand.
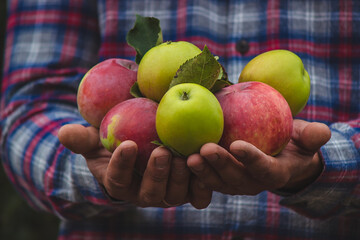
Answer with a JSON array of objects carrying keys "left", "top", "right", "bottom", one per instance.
[
  {"left": 58, "top": 124, "right": 211, "bottom": 209},
  {"left": 187, "top": 119, "right": 331, "bottom": 195}
]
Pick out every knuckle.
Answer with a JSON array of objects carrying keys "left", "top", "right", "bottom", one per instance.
[
  {"left": 140, "top": 191, "right": 161, "bottom": 207},
  {"left": 105, "top": 175, "right": 130, "bottom": 190},
  {"left": 104, "top": 178, "right": 129, "bottom": 198},
  {"left": 149, "top": 169, "right": 169, "bottom": 183}
]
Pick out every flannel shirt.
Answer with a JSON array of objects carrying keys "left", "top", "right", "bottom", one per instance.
[{"left": 1, "top": 0, "right": 360, "bottom": 239}]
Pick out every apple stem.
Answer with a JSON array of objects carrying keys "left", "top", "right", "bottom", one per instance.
[{"left": 181, "top": 91, "right": 189, "bottom": 100}]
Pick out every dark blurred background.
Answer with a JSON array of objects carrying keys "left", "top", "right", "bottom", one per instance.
[{"left": 0, "top": 1, "right": 60, "bottom": 239}]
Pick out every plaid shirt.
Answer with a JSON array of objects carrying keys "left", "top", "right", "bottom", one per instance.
[{"left": 1, "top": 0, "right": 360, "bottom": 239}]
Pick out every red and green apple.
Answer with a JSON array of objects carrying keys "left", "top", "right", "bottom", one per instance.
[
  {"left": 216, "top": 81, "right": 293, "bottom": 156},
  {"left": 99, "top": 98, "right": 159, "bottom": 174},
  {"left": 77, "top": 58, "right": 138, "bottom": 128}
]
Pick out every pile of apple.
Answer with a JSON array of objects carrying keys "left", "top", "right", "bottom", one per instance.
[{"left": 77, "top": 16, "right": 310, "bottom": 175}]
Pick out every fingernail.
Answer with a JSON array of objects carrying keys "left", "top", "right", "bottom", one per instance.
[
  {"left": 205, "top": 153, "right": 219, "bottom": 162},
  {"left": 155, "top": 155, "right": 170, "bottom": 169}
]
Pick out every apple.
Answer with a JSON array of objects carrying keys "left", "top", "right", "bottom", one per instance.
[
  {"left": 137, "top": 41, "right": 202, "bottom": 102},
  {"left": 77, "top": 58, "right": 138, "bottom": 128},
  {"left": 238, "top": 49, "right": 310, "bottom": 116},
  {"left": 156, "top": 83, "right": 224, "bottom": 156},
  {"left": 99, "top": 98, "right": 159, "bottom": 174},
  {"left": 215, "top": 82, "right": 293, "bottom": 156}
]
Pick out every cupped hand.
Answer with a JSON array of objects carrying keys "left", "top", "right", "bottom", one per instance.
[
  {"left": 187, "top": 119, "right": 331, "bottom": 195},
  {"left": 58, "top": 124, "right": 212, "bottom": 209}
]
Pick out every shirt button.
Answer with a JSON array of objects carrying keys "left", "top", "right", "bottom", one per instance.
[{"left": 236, "top": 39, "right": 250, "bottom": 55}]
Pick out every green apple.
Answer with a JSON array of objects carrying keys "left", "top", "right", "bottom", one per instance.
[
  {"left": 156, "top": 83, "right": 224, "bottom": 156},
  {"left": 238, "top": 49, "right": 310, "bottom": 116},
  {"left": 137, "top": 41, "right": 202, "bottom": 102}
]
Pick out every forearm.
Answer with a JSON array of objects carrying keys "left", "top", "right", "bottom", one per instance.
[
  {"left": 2, "top": 107, "right": 110, "bottom": 217},
  {"left": 0, "top": 0, "right": 129, "bottom": 220}
]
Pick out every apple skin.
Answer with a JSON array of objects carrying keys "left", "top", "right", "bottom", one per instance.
[
  {"left": 156, "top": 83, "right": 224, "bottom": 157},
  {"left": 137, "top": 41, "right": 202, "bottom": 102},
  {"left": 77, "top": 58, "right": 138, "bottom": 128},
  {"left": 215, "top": 82, "right": 293, "bottom": 156},
  {"left": 238, "top": 49, "right": 310, "bottom": 116},
  {"left": 99, "top": 98, "right": 159, "bottom": 174}
]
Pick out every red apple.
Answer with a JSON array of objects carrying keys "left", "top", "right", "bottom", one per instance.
[
  {"left": 215, "top": 82, "right": 293, "bottom": 156},
  {"left": 77, "top": 58, "right": 138, "bottom": 128},
  {"left": 99, "top": 98, "right": 159, "bottom": 174}
]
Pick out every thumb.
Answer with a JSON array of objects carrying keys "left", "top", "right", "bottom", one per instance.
[
  {"left": 292, "top": 119, "right": 331, "bottom": 153},
  {"left": 58, "top": 124, "right": 101, "bottom": 154}
]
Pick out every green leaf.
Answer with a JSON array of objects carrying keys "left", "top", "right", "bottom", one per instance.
[
  {"left": 130, "top": 82, "right": 144, "bottom": 98},
  {"left": 126, "top": 15, "right": 163, "bottom": 64},
  {"left": 169, "top": 45, "right": 229, "bottom": 91},
  {"left": 210, "top": 64, "right": 233, "bottom": 92},
  {"left": 151, "top": 140, "right": 186, "bottom": 158}
]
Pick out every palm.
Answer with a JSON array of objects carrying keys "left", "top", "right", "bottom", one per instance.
[
  {"left": 187, "top": 119, "right": 331, "bottom": 196},
  {"left": 58, "top": 124, "right": 212, "bottom": 209}
]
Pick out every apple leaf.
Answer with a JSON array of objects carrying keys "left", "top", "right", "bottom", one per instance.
[
  {"left": 210, "top": 64, "right": 232, "bottom": 92},
  {"left": 126, "top": 14, "right": 163, "bottom": 64},
  {"left": 130, "top": 81, "right": 144, "bottom": 98},
  {"left": 169, "top": 45, "right": 232, "bottom": 91},
  {"left": 151, "top": 140, "right": 186, "bottom": 158}
]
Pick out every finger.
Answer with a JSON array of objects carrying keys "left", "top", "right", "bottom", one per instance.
[
  {"left": 103, "top": 141, "right": 139, "bottom": 200},
  {"left": 187, "top": 153, "right": 224, "bottom": 191},
  {"left": 292, "top": 120, "right": 331, "bottom": 153},
  {"left": 59, "top": 124, "right": 112, "bottom": 188},
  {"left": 230, "top": 140, "right": 289, "bottom": 189},
  {"left": 199, "top": 143, "right": 244, "bottom": 184},
  {"left": 164, "top": 157, "right": 191, "bottom": 206},
  {"left": 189, "top": 177, "right": 212, "bottom": 209},
  {"left": 138, "top": 147, "right": 171, "bottom": 207},
  {"left": 58, "top": 124, "right": 100, "bottom": 154}
]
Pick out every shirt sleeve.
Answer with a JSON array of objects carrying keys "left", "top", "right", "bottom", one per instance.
[
  {"left": 279, "top": 120, "right": 360, "bottom": 218},
  {"left": 0, "top": 0, "right": 127, "bottom": 220}
]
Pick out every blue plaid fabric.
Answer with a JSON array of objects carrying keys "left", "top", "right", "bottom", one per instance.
[{"left": 1, "top": 0, "right": 360, "bottom": 239}]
